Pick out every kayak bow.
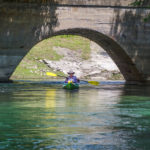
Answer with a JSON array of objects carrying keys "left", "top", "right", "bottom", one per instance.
[{"left": 63, "top": 83, "right": 79, "bottom": 90}]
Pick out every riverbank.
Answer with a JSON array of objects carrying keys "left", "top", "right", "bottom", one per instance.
[{"left": 11, "top": 35, "right": 123, "bottom": 80}]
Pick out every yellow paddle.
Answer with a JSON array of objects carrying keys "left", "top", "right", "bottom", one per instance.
[
  {"left": 46, "top": 72, "right": 58, "bottom": 77},
  {"left": 46, "top": 72, "right": 100, "bottom": 86}
]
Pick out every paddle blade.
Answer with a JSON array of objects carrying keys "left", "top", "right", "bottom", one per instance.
[
  {"left": 88, "top": 81, "right": 100, "bottom": 86},
  {"left": 46, "top": 72, "right": 57, "bottom": 77}
]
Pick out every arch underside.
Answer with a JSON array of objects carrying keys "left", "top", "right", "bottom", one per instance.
[{"left": 49, "top": 28, "right": 144, "bottom": 82}]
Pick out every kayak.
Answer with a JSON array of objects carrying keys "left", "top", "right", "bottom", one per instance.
[{"left": 63, "top": 83, "right": 79, "bottom": 90}]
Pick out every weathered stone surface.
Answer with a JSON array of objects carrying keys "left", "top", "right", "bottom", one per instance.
[
  {"left": 0, "top": 55, "right": 23, "bottom": 81},
  {"left": 43, "top": 42, "right": 121, "bottom": 80},
  {"left": 0, "top": 0, "right": 135, "bottom": 6},
  {"left": 0, "top": 1, "right": 150, "bottom": 82}
]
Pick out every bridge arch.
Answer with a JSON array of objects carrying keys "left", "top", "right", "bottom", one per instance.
[
  {"left": 45, "top": 28, "right": 143, "bottom": 82},
  {"left": 12, "top": 28, "right": 144, "bottom": 82}
]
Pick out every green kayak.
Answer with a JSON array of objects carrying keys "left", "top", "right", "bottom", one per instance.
[{"left": 63, "top": 83, "right": 79, "bottom": 90}]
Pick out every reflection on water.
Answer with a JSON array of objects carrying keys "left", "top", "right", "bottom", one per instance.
[
  {"left": 0, "top": 81, "right": 150, "bottom": 149},
  {"left": 45, "top": 89, "right": 56, "bottom": 108}
]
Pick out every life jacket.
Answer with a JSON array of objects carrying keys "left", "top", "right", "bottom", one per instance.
[{"left": 65, "top": 76, "right": 79, "bottom": 83}]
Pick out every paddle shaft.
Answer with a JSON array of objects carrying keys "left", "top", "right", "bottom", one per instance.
[
  {"left": 46, "top": 72, "right": 99, "bottom": 85},
  {"left": 49, "top": 73, "right": 87, "bottom": 83},
  {"left": 56, "top": 75, "right": 91, "bottom": 83}
]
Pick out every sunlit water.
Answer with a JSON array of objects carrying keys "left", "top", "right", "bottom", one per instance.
[{"left": 0, "top": 81, "right": 150, "bottom": 150}]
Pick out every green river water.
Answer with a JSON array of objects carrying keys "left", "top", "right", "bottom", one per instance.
[{"left": 0, "top": 81, "right": 150, "bottom": 150}]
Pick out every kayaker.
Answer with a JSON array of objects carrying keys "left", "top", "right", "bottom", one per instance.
[{"left": 65, "top": 70, "right": 80, "bottom": 83}]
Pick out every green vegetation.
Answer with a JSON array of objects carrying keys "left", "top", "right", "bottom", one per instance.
[
  {"left": 131, "top": 0, "right": 144, "bottom": 6},
  {"left": 11, "top": 35, "right": 91, "bottom": 80},
  {"left": 131, "top": 0, "right": 150, "bottom": 22},
  {"left": 108, "top": 72, "right": 123, "bottom": 80},
  {"left": 49, "top": 35, "right": 91, "bottom": 60}
]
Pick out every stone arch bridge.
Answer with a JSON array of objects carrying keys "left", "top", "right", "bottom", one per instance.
[{"left": 0, "top": 0, "right": 150, "bottom": 83}]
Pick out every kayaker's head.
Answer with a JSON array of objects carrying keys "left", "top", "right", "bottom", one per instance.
[{"left": 67, "top": 70, "right": 75, "bottom": 77}]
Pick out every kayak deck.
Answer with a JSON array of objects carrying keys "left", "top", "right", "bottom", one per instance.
[{"left": 63, "top": 83, "right": 79, "bottom": 90}]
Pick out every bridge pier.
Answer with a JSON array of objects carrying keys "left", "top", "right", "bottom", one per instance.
[{"left": 0, "top": 55, "right": 23, "bottom": 82}]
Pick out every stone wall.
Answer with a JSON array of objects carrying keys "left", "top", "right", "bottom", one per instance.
[{"left": 0, "top": 0, "right": 135, "bottom": 6}]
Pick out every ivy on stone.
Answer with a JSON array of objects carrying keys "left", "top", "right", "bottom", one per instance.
[{"left": 131, "top": 0, "right": 150, "bottom": 22}]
